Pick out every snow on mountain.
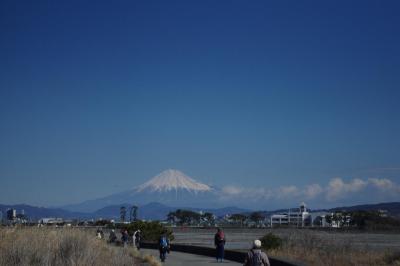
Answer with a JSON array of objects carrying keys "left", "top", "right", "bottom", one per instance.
[
  {"left": 136, "top": 169, "right": 212, "bottom": 193},
  {"left": 62, "top": 169, "right": 218, "bottom": 212}
]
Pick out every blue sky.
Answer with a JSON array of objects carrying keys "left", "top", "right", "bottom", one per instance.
[{"left": 1, "top": 0, "right": 400, "bottom": 208}]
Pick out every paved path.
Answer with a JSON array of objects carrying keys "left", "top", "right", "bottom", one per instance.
[{"left": 141, "top": 248, "right": 241, "bottom": 266}]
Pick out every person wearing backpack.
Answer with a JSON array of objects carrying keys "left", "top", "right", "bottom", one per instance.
[
  {"left": 158, "top": 232, "right": 170, "bottom": 262},
  {"left": 243, "top": 240, "right": 270, "bottom": 266},
  {"left": 214, "top": 228, "right": 226, "bottom": 262}
]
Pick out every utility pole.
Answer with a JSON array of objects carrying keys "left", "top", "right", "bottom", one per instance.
[
  {"left": 120, "top": 206, "right": 126, "bottom": 223},
  {"left": 130, "top": 205, "right": 138, "bottom": 222}
]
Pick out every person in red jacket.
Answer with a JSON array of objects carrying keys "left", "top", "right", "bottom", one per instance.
[{"left": 214, "top": 228, "right": 226, "bottom": 262}]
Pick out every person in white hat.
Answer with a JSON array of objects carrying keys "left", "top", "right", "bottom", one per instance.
[{"left": 243, "top": 239, "right": 270, "bottom": 266}]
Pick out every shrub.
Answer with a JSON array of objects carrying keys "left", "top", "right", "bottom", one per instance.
[
  {"left": 121, "top": 221, "right": 174, "bottom": 242},
  {"left": 260, "top": 233, "right": 283, "bottom": 251}
]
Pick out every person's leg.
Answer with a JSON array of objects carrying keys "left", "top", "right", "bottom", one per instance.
[{"left": 161, "top": 250, "right": 166, "bottom": 261}]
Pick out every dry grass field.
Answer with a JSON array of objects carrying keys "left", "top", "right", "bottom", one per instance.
[
  {"left": 172, "top": 227, "right": 400, "bottom": 266},
  {"left": 0, "top": 227, "right": 160, "bottom": 266},
  {"left": 3, "top": 226, "right": 399, "bottom": 265},
  {"left": 267, "top": 229, "right": 400, "bottom": 266}
]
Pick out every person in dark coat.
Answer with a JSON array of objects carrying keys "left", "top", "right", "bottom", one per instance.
[
  {"left": 108, "top": 229, "right": 117, "bottom": 243},
  {"left": 121, "top": 229, "right": 129, "bottom": 247},
  {"left": 214, "top": 228, "right": 226, "bottom": 262}
]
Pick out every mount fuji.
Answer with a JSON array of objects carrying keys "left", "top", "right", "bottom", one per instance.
[{"left": 63, "top": 169, "right": 221, "bottom": 212}]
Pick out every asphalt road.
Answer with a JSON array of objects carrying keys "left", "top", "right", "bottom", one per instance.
[{"left": 141, "top": 248, "right": 241, "bottom": 266}]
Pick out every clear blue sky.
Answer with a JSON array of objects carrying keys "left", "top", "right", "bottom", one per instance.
[{"left": 1, "top": 0, "right": 399, "bottom": 207}]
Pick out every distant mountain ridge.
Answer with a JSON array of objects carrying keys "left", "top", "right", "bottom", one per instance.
[
  {"left": 0, "top": 202, "right": 249, "bottom": 221},
  {"left": 329, "top": 202, "right": 400, "bottom": 217},
  {"left": 62, "top": 169, "right": 221, "bottom": 212},
  {"left": 3, "top": 171, "right": 400, "bottom": 221},
  {"left": 0, "top": 204, "right": 89, "bottom": 220},
  {"left": 2, "top": 201, "right": 399, "bottom": 222}
]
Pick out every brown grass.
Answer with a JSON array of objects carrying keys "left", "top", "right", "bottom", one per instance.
[
  {"left": 141, "top": 254, "right": 161, "bottom": 266},
  {"left": 266, "top": 230, "right": 400, "bottom": 266},
  {"left": 0, "top": 227, "right": 158, "bottom": 266}
]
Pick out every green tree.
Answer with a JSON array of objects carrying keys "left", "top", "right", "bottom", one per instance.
[
  {"left": 122, "top": 221, "right": 174, "bottom": 242},
  {"left": 230, "top": 214, "right": 247, "bottom": 226},
  {"left": 201, "top": 212, "right": 215, "bottom": 225},
  {"left": 167, "top": 211, "right": 177, "bottom": 223},
  {"left": 250, "top": 212, "right": 264, "bottom": 224},
  {"left": 325, "top": 214, "right": 332, "bottom": 225},
  {"left": 168, "top": 209, "right": 201, "bottom": 225}
]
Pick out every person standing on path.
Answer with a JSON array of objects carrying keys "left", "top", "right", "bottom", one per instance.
[
  {"left": 214, "top": 228, "right": 226, "bottom": 262},
  {"left": 243, "top": 240, "right": 270, "bottom": 266}
]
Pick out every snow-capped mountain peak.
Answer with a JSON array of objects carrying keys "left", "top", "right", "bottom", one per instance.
[{"left": 136, "top": 169, "right": 211, "bottom": 193}]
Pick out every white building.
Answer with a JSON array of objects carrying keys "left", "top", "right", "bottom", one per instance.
[
  {"left": 311, "top": 212, "right": 330, "bottom": 227},
  {"left": 270, "top": 202, "right": 312, "bottom": 227},
  {"left": 39, "top": 218, "right": 64, "bottom": 225}
]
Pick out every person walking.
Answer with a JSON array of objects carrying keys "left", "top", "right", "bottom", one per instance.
[
  {"left": 158, "top": 232, "right": 170, "bottom": 262},
  {"left": 121, "top": 229, "right": 129, "bottom": 247},
  {"left": 214, "top": 228, "right": 226, "bottom": 262},
  {"left": 96, "top": 228, "right": 104, "bottom": 239},
  {"left": 108, "top": 229, "right": 117, "bottom": 243},
  {"left": 134, "top": 230, "right": 141, "bottom": 250},
  {"left": 243, "top": 240, "right": 270, "bottom": 266}
]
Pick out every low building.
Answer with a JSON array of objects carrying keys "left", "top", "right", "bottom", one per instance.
[
  {"left": 6, "top": 209, "right": 17, "bottom": 221},
  {"left": 378, "top": 210, "right": 388, "bottom": 217},
  {"left": 270, "top": 202, "right": 312, "bottom": 227},
  {"left": 311, "top": 212, "right": 330, "bottom": 227},
  {"left": 270, "top": 214, "right": 289, "bottom": 225},
  {"left": 39, "top": 218, "right": 64, "bottom": 225}
]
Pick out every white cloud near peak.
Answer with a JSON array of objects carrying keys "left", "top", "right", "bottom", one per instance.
[{"left": 221, "top": 185, "right": 243, "bottom": 196}]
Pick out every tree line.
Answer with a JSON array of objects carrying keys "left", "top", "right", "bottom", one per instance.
[
  {"left": 167, "top": 209, "right": 266, "bottom": 226},
  {"left": 324, "top": 210, "right": 400, "bottom": 230}
]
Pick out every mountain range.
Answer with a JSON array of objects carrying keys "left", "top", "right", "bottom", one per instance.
[
  {"left": 2, "top": 170, "right": 400, "bottom": 221},
  {"left": 2, "top": 201, "right": 400, "bottom": 221},
  {"left": 0, "top": 202, "right": 249, "bottom": 221},
  {"left": 62, "top": 169, "right": 221, "bottom": 212}
]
